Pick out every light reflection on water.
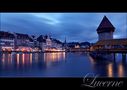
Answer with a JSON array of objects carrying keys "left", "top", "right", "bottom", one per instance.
[
  {"left": 88, "top": 53, "right": 127, "bottom": 77},
  {"left": 0, "top": 52, "right": 127, "bottom": 77},
  {"left": 44, "top": 52, "right": 65, "bottom": 62},
  {"left": 107, "top": 63, "right": 113, "bottom": 77}
]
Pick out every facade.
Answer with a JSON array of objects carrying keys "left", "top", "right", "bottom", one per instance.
[
  {"left": 0, "top": 31, "right": 35, "bottom": 52},
  {"left": 31, "top": 35, "right": 40, "bottom": 51},
  {"left": 0, "top": 30, "right": 64, "bottom": 52},
  {"left": 37, "top": 35, "right": 63, "bottom": 51},
  {"left": 37, "top": 35, "right": 46, "bottom": 51},
  {"left": 51, "top": 38, "right": 63, "bottom": 49},
  {"left": 14, "top": 33, "right": 34, "bottom": 52},
  {"left": 0, "top": 31, "right": 15, "bottom": 51}
]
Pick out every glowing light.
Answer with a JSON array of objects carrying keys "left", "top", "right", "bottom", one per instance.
[
  {"left": 44, "top": 52, "right": 65, "bottom": 63},
  {"left": 17, "top": 54, "right": 19, "bottom": 65},
  {"left": 75, "top": 45, "right": 80, "bottom": 48},
  {"left": 22, "top": 54, "right": 25, "bottom": 64},
  {"left": 1, "top": 47, "right": 13, "bottom": 51},
  {"left": 118, "top": 63, "right": 124, "bottom": 77},
  {"left": 2, "top": 53, "right": 5, "bottom": 64},
  {"left": 30, "top": 53, "right": 32, "bottom": 64},
  {"left": 44, "top": 48, "right": 65, "bottom": 52},
  {"left": 107, "top": 63, "right": 113, "bottom": 77},
  {"left": 8, "top": 54, "right": 11, "bottom": 64},
  {"left": 88, "top": 55, "right": 95, "bottom": 64}
]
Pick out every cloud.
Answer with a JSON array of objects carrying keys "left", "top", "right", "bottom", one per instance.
[{"left": 1, "top": 13, "right": 126, "bottom": 43}]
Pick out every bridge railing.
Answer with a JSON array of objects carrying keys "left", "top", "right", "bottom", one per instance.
[{"left": 95, "top": 48, "right": 127, "bottom": 53}]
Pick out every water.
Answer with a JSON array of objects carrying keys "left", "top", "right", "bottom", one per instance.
[{"left": 0, "top": 52, "right": 127, "bottom": 77}]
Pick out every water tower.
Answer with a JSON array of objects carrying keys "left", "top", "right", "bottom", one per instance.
[{"left": 97, "top": 16, "right": 115, "bottom": 41}]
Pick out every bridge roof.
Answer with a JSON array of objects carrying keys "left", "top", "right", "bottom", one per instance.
[
  {"left": 94, "top": 39, "right": 127, "bottom": 46},
  {"left": 97, "top": 16, "right": 115, "bottom": 33}
]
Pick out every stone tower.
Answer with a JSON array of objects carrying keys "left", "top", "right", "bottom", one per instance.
[{"left": 97, "top": 16, "right": 115, "bottom": 41}]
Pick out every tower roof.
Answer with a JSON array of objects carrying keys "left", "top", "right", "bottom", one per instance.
[{"left": 97, "top": 16, "right": 115, "bottom": 33}]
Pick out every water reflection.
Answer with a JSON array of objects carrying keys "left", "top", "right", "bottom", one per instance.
[
  {"left": 107, "top": 63, "right": 113, "bottom": 77},
  {"left": 89, "top": 53, "right": 127, "bottom": 77},
  {"left": 118, "top": 63, "right": 124, "bottom": 77},
  {"left": 0, "top": 52, "right": 66, "bottom": 71},
  {"left": 44, "top": 52, "right": 65, "bottom": 62},
  {"left": 35, "top": 53, "right": 38, "bottom": 63},
  {"left": 30, "top": 53, "right": 32, "bottom": 64},
  {"left": 17, "top": 54, "right": 19, "bottom": 65},
  {"left": 0, "top": 52, "right": 126, "bottom": 77},
  {"left": 1, "top": 53, "right": 11, "bottom": 67}
]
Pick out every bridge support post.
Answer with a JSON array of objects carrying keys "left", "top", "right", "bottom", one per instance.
[
  {"left": 122, "top": 53, "right": 126, "bottom": 62},
  {"left": 113, "top": 53, "right": 116, "bottom": 62}
]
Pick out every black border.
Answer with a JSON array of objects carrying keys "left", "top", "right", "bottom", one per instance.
[
  {"left": 0, "top": 0, "right": 127, "bottom": 89},
  {"left": 1, "top": 0, "right": 127, "bottom": 12},
  {"left": 0, "top": 77, "right": 127, "bottom": 89}
]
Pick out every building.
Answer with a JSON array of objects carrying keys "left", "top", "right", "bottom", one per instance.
[
  {"left": 0, "top": 31, "right": 15, "bottom": 51},
  {"left": 0, "top": 30, "right": 64, "bottom": 52},
  {"left": 93, "top": 39, "right": 127, "bottom": 50},
  {"left": 91, "top": 16, "right": 127, "bottom": 51},
  {"left": 37, "top": 35, "right": 63, "bottom": 51},
  {"left": 37, "top": 35, "right": 46, "bottom": 51},
  {"left": 14, "top": 33, "right": 34, "bottom": 52},
  {"left": 97, "top": 16, "right": 115, "bottom": 41},
  {"left": 31, "top": 35, "right": 40, "bottom": 51},
  {"left": 51, "top": 38, "right": 63, "bottom": 49}
]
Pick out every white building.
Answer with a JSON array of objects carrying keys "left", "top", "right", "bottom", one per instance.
[{"left": 37, "top": 35, "right": 63, "bottom": 51}]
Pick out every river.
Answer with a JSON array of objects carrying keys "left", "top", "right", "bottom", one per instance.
[{"left": 0, "top": 52, "right": 127, "bottom": 77}]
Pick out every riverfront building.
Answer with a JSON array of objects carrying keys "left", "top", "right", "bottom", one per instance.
[
  {"left": 0, "top": 31, "right": 15, "bottom": 51},
  {"left": 0, "top": 31, "right": 34, "bottom": 52},
  {"left": 0, "top": 31, "right": 64, "bottom": 52},
  {"left": 37, "top": 35, "right": 63, "bottom": 52},
  {"left": 14, "top": 33, "right": 34, "bottom": 52}
]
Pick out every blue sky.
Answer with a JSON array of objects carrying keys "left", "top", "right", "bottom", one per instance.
[{"left": 0, "top": 13, "right": 127, "bottom": 43}]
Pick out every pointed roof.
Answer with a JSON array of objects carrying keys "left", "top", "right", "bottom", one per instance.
[
  {"left": 37, "top": 35, "right": 46, "bottom": 42},
  {"left": 0, "top": 31, "right": 15, "bottom": 39},
  {"left": 97, "top": 16, "right": 115, "bottom": 33}
]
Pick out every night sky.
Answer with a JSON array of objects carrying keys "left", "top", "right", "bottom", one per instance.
[{"left": 0, "top": 13, "right": 127, "bottom": 43}]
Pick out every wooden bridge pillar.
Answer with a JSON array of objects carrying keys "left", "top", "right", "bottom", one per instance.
[
  {"left": 122, "top": 53, "right": 126, "bottom": 62},
  {"left": 113, "top": 53, "right": 116, "bottom": 62}
]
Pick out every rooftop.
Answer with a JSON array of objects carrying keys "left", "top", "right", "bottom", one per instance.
[
  {"left": 0, "top": 31, "right": 15, "bottom": 39},
  {"left": 97, "top": 16, "right": 115, "bottom": 33},
  {"left": 94, "top": 38, "right": 127, "bottom": 46}
]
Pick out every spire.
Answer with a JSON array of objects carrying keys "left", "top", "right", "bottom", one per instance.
[
  {"left": 97, "top": 16, "right": 115, "bottom": 33},
  {"left": 64, "top": 37, "right": 66, "bottom": 44},
  {"left": 64, "top": 37, "right": 67, "bottom": 49}
]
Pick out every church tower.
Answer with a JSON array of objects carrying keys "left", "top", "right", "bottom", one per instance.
[{"left": 97, "top": 16, "right": 115, "bottom": 41}]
